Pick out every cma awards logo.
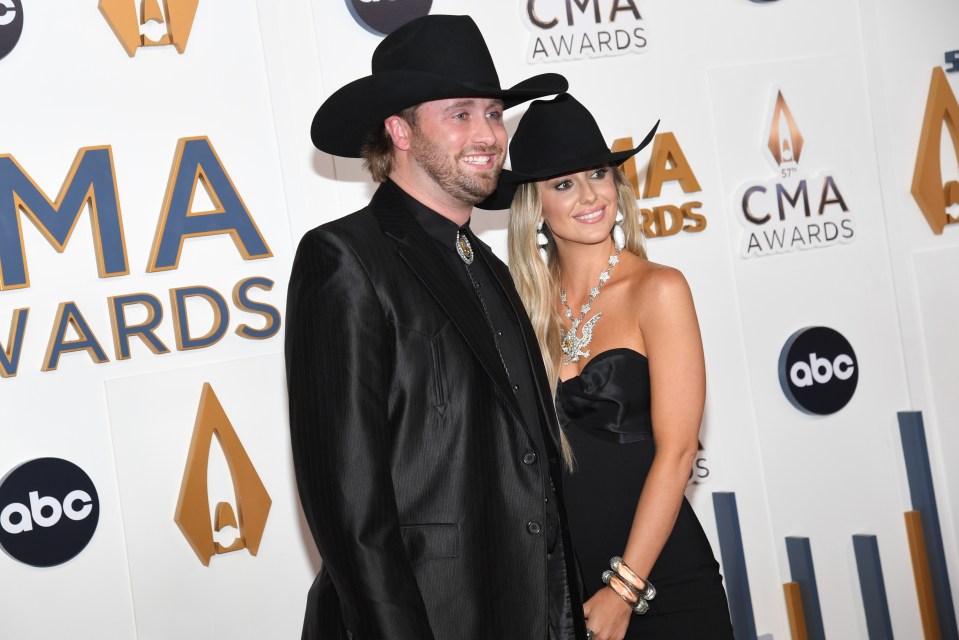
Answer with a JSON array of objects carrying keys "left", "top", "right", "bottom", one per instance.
[
  {"left": 99, "top": 0, "right": 199, "bottom": 56},
  {"left": 612, "top": 129, "right": 707, "bottom": 238},
  {"left": 0, "top": 458, "right": 100, "bottom": 567},
  {"left": 735, "top": 89, "right": 854, "bottom": 258},
  {"left": 523, "top": 0, "right": 647, "bottom": 63},
  {"left": 0, "top": 138, "right": 281, "bottom": 379},
  {"left": 347, "top": 0, "right": 432, "bottom": 36},
  {"left": 778, "top": 326, "right": 858, "bottom": 416},
  {"left": 0, "top": 0, "right": 24, "bottom": 62},
  {"left": 912, "top": 55, "right": 959, "bottom": 235},
  {"left": 175, "top": 383, "right": 271, "bottom": 566}
]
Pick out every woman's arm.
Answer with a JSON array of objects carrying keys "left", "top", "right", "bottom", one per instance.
[{"left": 583, "top": 266, "right": 705, "bottom": 640}]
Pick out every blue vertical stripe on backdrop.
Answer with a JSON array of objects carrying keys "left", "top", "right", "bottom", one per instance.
[
  {"left": 897, "top": 411, "right": 959, "bottom": 639},
  {"left": 852, "top": 534, "right": 894, "bottom": 640},
  {"left": 712, "top": 492, "right": 758, "bottom": 640},
  {"left": 785, "top": 536, "right": 826, "bottom": 640}
]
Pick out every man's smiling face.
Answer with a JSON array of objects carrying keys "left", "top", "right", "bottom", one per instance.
[{"left": 407, "top": 97, "right": 507, "bottom": 206}]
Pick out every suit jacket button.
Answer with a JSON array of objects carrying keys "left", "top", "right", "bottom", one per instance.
[
  {"left": 523, "top": 452, "right": 537, "bottom": 465},
  {"left": 527, "top": 521, "right": 542, "bottom": 534}
]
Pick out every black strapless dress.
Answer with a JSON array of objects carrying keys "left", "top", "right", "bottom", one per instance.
[{"left": 558, "top": 349, "right": 734, "bottom": 639}]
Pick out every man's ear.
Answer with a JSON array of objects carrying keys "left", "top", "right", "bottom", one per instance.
[{"left": 384, "top": 115, "right": 413, "bottom": 151}]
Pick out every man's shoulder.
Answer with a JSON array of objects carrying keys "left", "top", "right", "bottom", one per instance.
[
  {"left": 307, "top": 206, "right": 378, "bottom": 240},
  {"left": 297, "top": 205, "right": 386, "bottom": 256}
]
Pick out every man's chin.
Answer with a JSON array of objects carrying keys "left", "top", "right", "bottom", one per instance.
[
  {"left": 463, "top": 181, "right": 499, "bottom": 205},
  {"left": 473, "top": 170, "right": 501, "bottom": 191}
]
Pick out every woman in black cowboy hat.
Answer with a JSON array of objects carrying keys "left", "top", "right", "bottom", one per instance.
[{"left": 488, "top": 94, "right": 734, "bottom": 640}]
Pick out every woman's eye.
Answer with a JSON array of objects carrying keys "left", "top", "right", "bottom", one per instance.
[
  {"left": 554, "top": 180, "right": 572, "bottom": 191},
  {"left": 590, "top": 168, "right": 609, "bottom": 179}
]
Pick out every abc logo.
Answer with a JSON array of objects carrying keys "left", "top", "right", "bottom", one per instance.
[
  {"left": 778, "top": 326, "right": 858, "bottom": 415},
  {"left": 0, "top": 0, "right": 23, "bottom": 61},
  {"left": 0, "top": 458, "right": 100, "bottom": 567},
  {"left": 346, "top": 0, "right": 432, "bottom": 36}
]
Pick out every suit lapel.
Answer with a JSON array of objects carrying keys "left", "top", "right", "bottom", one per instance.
[{"left": 370, "top": 184, "right": 523, "bottom": 422}]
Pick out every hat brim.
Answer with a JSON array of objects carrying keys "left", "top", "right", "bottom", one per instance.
[
  {"left": 311, "top": 71, "right": 568, "bottom": 158},
  {"left": 476, "top": 119, "right": 660, "bottom": 210}
]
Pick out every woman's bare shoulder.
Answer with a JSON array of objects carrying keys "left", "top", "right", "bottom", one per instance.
[{"left": 621, "top": 253, "right": 692, "bottom": 304}]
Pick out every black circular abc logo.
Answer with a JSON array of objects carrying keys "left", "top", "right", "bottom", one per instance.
[
  {"left": 0, "top": 0, "right": 24, "bottom": 61},
  {"left": 346, "top": 0, "right": 432, "bottom": 36},
  {"left": 778, "top": 326, "right": 858, "bottom": 416},
  {"left": 0, "top": 458, "right": 100, "bottom": 567}
]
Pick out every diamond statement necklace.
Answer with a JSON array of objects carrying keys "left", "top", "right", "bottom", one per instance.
[{"left": 559, "top": 245, "right": 622, "bottom": 365}]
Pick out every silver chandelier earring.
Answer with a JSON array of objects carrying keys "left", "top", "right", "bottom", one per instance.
[
  {"left": 613, "top": 210, "right": 626, "bottom": 251},
  {"left": 536, "top": 220, "right": 549, "bottom": 264}
]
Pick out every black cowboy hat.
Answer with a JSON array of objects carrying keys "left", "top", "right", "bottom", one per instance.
[
  {"left": 477, "top": 94, "right": 659, "bottom": 210},
  {"left": 310, "top": 14, "right": 568, "bottom": 158}
]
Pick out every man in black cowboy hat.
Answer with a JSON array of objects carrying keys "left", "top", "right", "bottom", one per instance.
[{"left": 286, "top": 14, "right": 588, "bottom": 640}]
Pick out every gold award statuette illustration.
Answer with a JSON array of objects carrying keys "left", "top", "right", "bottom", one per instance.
[
  {"left": 768, "top": 90, "right": 804, "bottom": 167},
  {"left": 912, "top": 67, "right": 959, "bottom": 235},
  {"left": 175, "top": 383, "right": 271, "bottom": 566},
  {"left": 100, "top": 0, "right": 199, "bottom": 56}
]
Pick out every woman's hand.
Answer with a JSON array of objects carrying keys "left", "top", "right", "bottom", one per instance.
[{"left": 583, "top": 587, "right": 632, "bottom": 640}]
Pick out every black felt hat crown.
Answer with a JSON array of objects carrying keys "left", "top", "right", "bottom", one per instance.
[
  {"left": 310, "top": 15, "right": 568, "bottom": 158},
  {"left": 477, "top": 94, "right": 659, "bottom": 210}
]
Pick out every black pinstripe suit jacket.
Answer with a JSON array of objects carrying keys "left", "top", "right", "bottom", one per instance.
[{"left": 286, "top": 182, "right": 586, "bottom": 640}]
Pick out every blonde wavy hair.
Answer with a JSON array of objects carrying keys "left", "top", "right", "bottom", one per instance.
[{"left": 507, "top": 167, "right": 646, "bottom": 468}]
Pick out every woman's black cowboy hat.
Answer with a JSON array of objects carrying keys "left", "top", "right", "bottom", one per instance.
[
  {"left": 310, "top": 14, "right": 568, "bottom": 158},
  {"left": 477, "top": 93, "right": 659, "bottom": 210}
]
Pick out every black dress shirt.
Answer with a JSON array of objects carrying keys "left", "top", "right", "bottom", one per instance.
[{"left": 396, "top": 184, "right": 561, "bottom": 550}]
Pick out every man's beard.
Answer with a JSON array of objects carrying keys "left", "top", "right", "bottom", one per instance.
[{"left": 409, "top": 130, "right": 504, "bottom": 205}]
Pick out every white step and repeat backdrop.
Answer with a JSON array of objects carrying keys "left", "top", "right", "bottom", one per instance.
[{"left": 1, "top": 1, "right": 957, "bottom": 638}]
